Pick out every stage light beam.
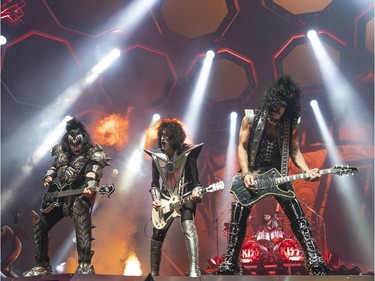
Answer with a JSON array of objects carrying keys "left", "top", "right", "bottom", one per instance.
[{"left": 184, "top": 50, "right": 215, "bottom": 138}]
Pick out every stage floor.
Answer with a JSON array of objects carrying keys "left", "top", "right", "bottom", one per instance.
[{"left": 3, "top": 274, "right": 375, "bottom": 281}]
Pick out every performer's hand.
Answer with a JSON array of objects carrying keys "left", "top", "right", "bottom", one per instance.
[
  {"left": 305, "top": 168, "right": 321, "bottom": 182},
  {"left": 152, "top": 199, "right": 161, "bottom": 210},
  {"left": 43, "top": 176, "right": 53, "bottom": 186},
  {"left": 83, "top": 187, "right": 94, "bottom": 198},
  {"left": 192, "top": 187, "right": 203, "bottom": 203},
  {"left": 243, "top": 173, "right": 256, "bottom": 190}
]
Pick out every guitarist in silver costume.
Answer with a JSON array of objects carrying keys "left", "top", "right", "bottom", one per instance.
[
  {"left": 23, "top": 118, "right": 110, "bottom": 276},
  {"left": 144, "top": 118, "right": 203, "bottom": 277},
  {"left": 217, "top": 75, "right": 329, "bottom": 276}
]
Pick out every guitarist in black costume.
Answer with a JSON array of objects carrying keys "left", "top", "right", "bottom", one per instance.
[
  {"left": 217, "top": 75, "right": 329, "bottom": 275},
  {"left": 23, "top": 118, "right": 110, "bottom": 276},
  {"left": 144, "top": 118, "right": 203, "bottom": 277}
]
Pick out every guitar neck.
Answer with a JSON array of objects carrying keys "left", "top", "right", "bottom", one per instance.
[
  {"left": 277, "top": 168, "right": 333, "bottom": 185},
  {"left": 56, "top": 188, "right": 85, "bottom": 198},
  {"left": 172, "top": 189, "right": 208, "bottom": 209}
]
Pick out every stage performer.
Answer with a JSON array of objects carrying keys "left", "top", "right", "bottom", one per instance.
[
  {"left": 144, "top": 118, "right": 203, "bottom": 277},
  {"left": 23, "top": 118, "right": 110, "bottom": 276},
  {"left": 259, "top": 213, "right": 282, "bottom": 232},
  {"left": 217, "top": 75, "right": 329, "bottom": 276}
]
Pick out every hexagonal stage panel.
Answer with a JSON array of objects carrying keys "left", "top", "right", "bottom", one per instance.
[
  {"left": 262, "top": 0, "right": 333, "bottom": 22},
  {"left": 185, "top": 48, "right": 257, "bottom": 105},
  {"left": 152, "top": 0, "right": 239, "bottom": 41},
  {"left": 99, "top": 44, "right": 177, "bottom": 110},
  {"left": 356, "top": 5, "right": 374, "bottom": 56},
  {"left": 45, "top": 0, "right": 133, "bottom": 36},
  {"left": 2, "top": 31, "right": 80, "bottom": 108},
  {"left": 273, "top": 32, "right": 346, "bottom": 88}
]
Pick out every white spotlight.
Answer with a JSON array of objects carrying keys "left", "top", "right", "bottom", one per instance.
[
  {"left": 307, "top": 30, "right": 318, "bottom": 39},
  {"left": 310, "top": 100, "right": 318, "bottom": 107},
  {"left": 206, "top": 50, "right": 215, "bottom": 59},
  {"left": 230, "top": 112, "right": 238, "bottom": 119},
  {"left": 152, "top": 113, "right": 161, "bottom": 122},
  {"left": 0, "top": 35, "right": 7, "bottom": 45}
]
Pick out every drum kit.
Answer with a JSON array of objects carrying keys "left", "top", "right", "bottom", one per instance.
[{"left": 223, "top": 215, "right": 303, "bottom": 265}]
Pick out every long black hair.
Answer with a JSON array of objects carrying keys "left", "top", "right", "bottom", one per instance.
[{"left": 261, "top": 75, "right": 302, "bottom": 127}]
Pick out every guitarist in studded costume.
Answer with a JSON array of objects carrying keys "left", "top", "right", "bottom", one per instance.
[
  {"left": 217, "top": 75, "right": 329, "bottom": 276},
  {"left": 144, "top": 118, "right": 203, "bottom": 277},
  {"left": 23, "top": 118, "right": 110, "bottom": 276}
]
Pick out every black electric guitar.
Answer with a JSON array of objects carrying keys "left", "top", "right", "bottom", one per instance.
[
  {"left": 231, "top": 165, "right": 359, "bottom": 207},
  {"left": 40, "top": 182, "right": 115, "bottom": 213},
  {"left": 152, "top": 181, "right": 225, "bottom": 230}
]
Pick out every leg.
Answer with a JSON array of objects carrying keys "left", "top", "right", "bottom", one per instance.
[
  {"left": 180, "top": 206, "right": 200, "bottom": 277},
  {"left": 72, "top": 198, "right": 95, "bottom": 274},
  {"left": 150, "top": 223, "right": 170, "bottom": 276},
  {"left": 23, "top": 209, "right": 63, "bottom": 277},
  {"left": 217, "top": 202, "right": 251, "bottom": 275},
  {"left": 277, "top": 196, "right": 329, "bottom": 275}
]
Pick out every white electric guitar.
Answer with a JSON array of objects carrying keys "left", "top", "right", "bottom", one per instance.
[{"left": 151, "top": 181, "right": 225, "bottom": 230}]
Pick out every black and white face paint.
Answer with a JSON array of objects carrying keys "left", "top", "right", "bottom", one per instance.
[{"left": 68, "top": 129, "right": 84, "bottom": 155}]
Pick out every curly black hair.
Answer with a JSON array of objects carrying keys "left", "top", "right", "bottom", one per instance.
[
  {"left": 261, "top": 75, "right": 302, "bottom": 127},
  {"left": 157, "top": 118, "right": 187, "bottom": 154},
  {"left": 61, "top": 117, "right": 92, "bottom": 153}
]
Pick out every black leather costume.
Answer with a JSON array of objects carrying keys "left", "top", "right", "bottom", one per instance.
[
  {"left": 217, "top": 109, "right": 328, "bottom": 276},
  {"left": 144, "top": 143, "right": 203, "bottom": 277}
]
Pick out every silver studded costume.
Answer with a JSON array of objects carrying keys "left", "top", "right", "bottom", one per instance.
[
  {"left": 144, "top": 143, "right": 203, "bottom": 277},
  {"left": 24, "top": 144, "right": 110, "bottom": 276}
]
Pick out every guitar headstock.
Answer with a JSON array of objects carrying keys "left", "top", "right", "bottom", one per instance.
[
  {"left": 98, "top": 184, "right": 115, "bottom": 196},
  {"left": 332, "top": 165, "right": 360, "bottom": 176},
  {"left": 206, "top": 181, "right": 225, "bottom": 193}
]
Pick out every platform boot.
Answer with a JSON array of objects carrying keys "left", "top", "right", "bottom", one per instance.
[
  {"left": 181, "top": 220, "right": 201, "bottom": 277},
  {"left": 217, "top": 202, "right": 250, "bottom": 275},
  {"left": 150, "top": 239, "right": 163, "bottom": 276},
  {"left": 73, "top": 199, "right": 95, "bottom": 274},
  {"left": 22, "top": 211, "right": 52, "bottom": 277},
  {"left": 281, "top": 198, "right": 329, "bottom": 275}
]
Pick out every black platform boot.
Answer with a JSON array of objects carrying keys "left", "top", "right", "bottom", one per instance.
[
  {"left": 150, "top": 239, "right": 163, "bottom": 276},
  {"left": 217, "top": 202, "right": 250, "bottom": 275},
  {"left": 22, "top": 211, "right": 52, "bottom": 277},
  {"left": 72, "top": 199, "right": 95, "bottom": 274},
  {"left": 281, "top": 198, "right": 329, "bottom": 276}
]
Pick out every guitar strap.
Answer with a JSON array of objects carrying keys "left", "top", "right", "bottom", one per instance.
[
  {"left": 280, "top": 116, "right": 290, "bottom": 177},
  {"left": 67, "top": 145, "right": 101, "bottom": 188}
]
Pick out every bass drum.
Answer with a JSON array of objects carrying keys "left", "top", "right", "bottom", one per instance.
[
  {"left": 273, "top": 238, "right": 303, "bottom": 262},
  {"left": 240, "top": 240, "right": 268, "bottom": 264}
]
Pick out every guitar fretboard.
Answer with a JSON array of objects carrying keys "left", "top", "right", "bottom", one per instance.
[
  {"left": 169, "top": 189, "right": 208, "bottom": 209},
  {"left": 255, "top": 168, "right": 336, "bottom": 189}
]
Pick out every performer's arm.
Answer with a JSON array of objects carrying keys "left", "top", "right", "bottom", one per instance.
[
  {"left": 238, "top": 116, "right": 256, "bottom": 188},
  {"left": 290, "top": 127, "right": 320, "bottom": 181}
]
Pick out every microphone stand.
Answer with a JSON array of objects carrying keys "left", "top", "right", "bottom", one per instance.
[{"left": 212, "top": 207, "right": 230, "bottom": 258}]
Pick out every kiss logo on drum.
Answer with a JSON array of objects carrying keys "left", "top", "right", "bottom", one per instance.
[
  {"left": 274, "top": 239, "right": 303, "bottom": 262},
  {"left": 240, "top": 240, "right": 268, "bottom": 264}
]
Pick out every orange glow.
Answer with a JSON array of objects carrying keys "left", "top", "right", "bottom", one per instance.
[
  {"left": 144, "top": 121, "right": 159, "bottom": 149},
  {"left": 92, "top": 111, "right": 132, "bottom": 150},
  {"left": 123, "top": 253, "right": 142, "bottom": 276}
]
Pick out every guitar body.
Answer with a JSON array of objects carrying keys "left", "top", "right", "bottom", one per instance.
[
  {"left": 230, "top": 169, "right": 295, "bottom": 207},
  {"left": 40, "top": 182, "right": 67, "bottom": 214},
  {"left": 151, "top": 181, "right": 225, "bottom": 230},
  {"left": 151, "top": 196, "right": 181, "bottom": 230}
]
